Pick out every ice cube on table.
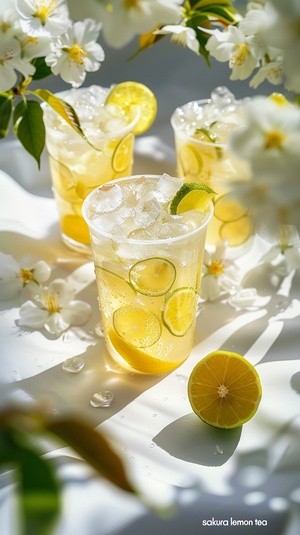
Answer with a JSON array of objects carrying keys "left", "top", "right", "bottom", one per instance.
[{"left": 89, "top": 184, "right": 122, "bottom": 214}]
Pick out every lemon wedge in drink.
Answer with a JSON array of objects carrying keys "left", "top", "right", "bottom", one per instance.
[
  {"left": 170, "top": 182, "right": 216, "bottom": 215},
  {"left": 162, "top": 287, "right": 197, "bottom": 337},
  {"left": 111, "top": 132, "right": 134, "bottom": 173},
  {"left": 188, "top": 350, "right": 262, "bottom": 429},
  {"left": 105, "top": 81, "right": 157, "bottom": 135}
]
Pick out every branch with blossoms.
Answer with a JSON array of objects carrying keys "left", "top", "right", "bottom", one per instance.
[{"left": 0, "top": 0, "right": 105, "bottom": 167}]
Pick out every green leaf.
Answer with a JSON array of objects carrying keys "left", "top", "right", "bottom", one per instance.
[
  {"left": 46, "top": 417, "right": 136, "bottom": 494},
  {"left": 0, "top": 429, "right": 60, "bottom": 535},
  {"left": 31, "top": 58, "right": 52, "bottom": 81},
  {"left": 32, "top": 88, "right": 100, "bottom": 151},
  {"left": 0, "top": 95, "right": 13, "bottom": 139},
  {"left": 13, "top": 99, "right": 45, "bottom": 169}
]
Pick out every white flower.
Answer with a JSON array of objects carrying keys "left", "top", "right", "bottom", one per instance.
[
  {"left": 263, "top": 0, "right": 300, "bottom": 92},
  {"left": 260, "top": 225, "right": 300, "bottom": 274},
  {"left": 0, "top": 33, "right": 35, "bottom": 91},
  {"left": 238, "top": 8, "right": 270, "bottom": 58},
  {"left": 205, "top": 25, "right": 259, "bottom": 80},
  {"left": 45, "top": 18, "right": 104, "bottom": 87},
  {"left": 88, "top": 0, "right": 181, "bottom": 49},
  {"left": 250, "top": 60, "right": 284, "bottom": 89},
  {"left": 200, "top": 241, "right": 241, "bottom": 301},
  {"left": 0, "top": 0, "right": 20, "bottom": 37},
  {"left": 19, "top": 33, "right": 52, "bottom": 59},
  {"left": 0, "top": 253, "right": 51, "bottom": 300},
  {"left": 229, "top": 97, "right": 300, "bottom": 163},
  {"left": 16, "top": 0, "right": 71, "bottom": 37},
  {"left": 19, "top": 278, "right": 91, "bottom": 335},
  {"left": 154, "top": 25, "right": 199, "bottom": 55}
]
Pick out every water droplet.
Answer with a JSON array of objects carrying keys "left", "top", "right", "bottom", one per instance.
[
  {"left": 120, "top": 415, "right": 124, "bottom": 419},
  {"left": 62, "top": 330, "right": 78, "bottom": 343},
  {"left": 62, "top": 357, "right": 85, "bottom": 373},
  {"left": 94, "top": 322, "right": 105, "bottom": 338},
  {"left": 152, "top": 413, "right": 157, "bottom": 417},
  {"left": 162, "top": 397, "right": 168, "bottom": 401},
  {"left": 143, "top": 465, "right": 148, "bottom": 469},
  {"left": 149, "top": 443, "right": 155, "bottom": 448},
  {"left": 213, "top": 445, "right": 224, "bottom": 455},
  {"left": 275, "top": 299, "right": 290, "bottom": 313},
  {"left": 130, "top": 456, "right": 135, "bottom": 460},
  {"left": 176, "top": 374, "right": 187, "bottom": 384},
  {"left": 90, "top": 390, "right": 114, "bottom": 408}
]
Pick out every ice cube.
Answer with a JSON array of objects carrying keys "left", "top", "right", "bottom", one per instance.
[
  {"left": 90, "top": 210, "right": 123, "bottom": 234},
  {"left": 133, "top": 199, "right": 161, "bottom": 228},
  {"left": 180, "top": 210, "right": 207, "bottom": 231},
  {"left": 211, "top": 86, "right": 236, "bottom": 108},
  {"left": 154, "top": 173, "right": 184, "bottom": 203},
  {"left": 89, "top": 184, "right": 122, "bottom": 214},
  {"left": 158, "top": 222, "right": 191, "bottom": 239}
]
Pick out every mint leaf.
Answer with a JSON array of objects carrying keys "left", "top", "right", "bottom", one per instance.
[
  {"left": 14, "top": 99, "right": 45, "bottom": 168},
  {"left": 0, "top": 95, "right": 13, "bottom": 139}
]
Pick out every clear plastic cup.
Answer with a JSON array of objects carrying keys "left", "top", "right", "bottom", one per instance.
[
  {"left": 83, "top": 174, "right": 213, "bottom": 375},
  {"left": 171, "top": 88, "right": 253, "bottom": 254},
  {"left": 43, "top": 85, "right": 139, "bottom": 254}
]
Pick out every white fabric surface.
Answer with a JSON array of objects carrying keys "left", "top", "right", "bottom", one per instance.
[{"left": 0, "top": 135, "right": 300, "bottom": 535}]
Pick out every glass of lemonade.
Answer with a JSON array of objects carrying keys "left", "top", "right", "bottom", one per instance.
[
  {"left": 171, "top": 87, "right": 253, "bottom": 253},
  {"left": 82, "top": 174, "right": 213, "bottom": 375},
  {"left": 43, "top": 85, "right": 139, "bottom": 254}
]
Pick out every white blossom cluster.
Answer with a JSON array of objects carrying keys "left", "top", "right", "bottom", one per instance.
[{"left": 0, "top": 0, "right": 105, "bottom": 91}]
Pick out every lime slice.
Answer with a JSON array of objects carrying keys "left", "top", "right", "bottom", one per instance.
[
  {"left": 129, "top": 257, "right": 176, "bottom": 296},
  {"left": 105, "top": 81, "right": 157, "bottom": 135},
  {"left": 109, "top": 329, "right": 176, "bottom": 374},
  {"left": 112, "top": 132, "right": 134, "bottom": 173},
  {"left": 188, "top": 351, "right": 262, "bottom": 429},
  {"left": 214, "top": 193, "right": 248, "bottom": 222},
  {"left": 113, "top": 305, "right": 161, "bottom": 348},
  {"left": 219, "top": 214, "right": 254, "bottom": 247},
  {"left": 194, "top": 127, "right": 217, "bottom": 143},
  {"left": 170, "top": 182, "right": 215, "bottom": 215},
  {"left": 179, "top": 144, "right": 203, "bottom": 176},
  {"left": 162, "top": 287, "right": 197, "bottom": 337}
]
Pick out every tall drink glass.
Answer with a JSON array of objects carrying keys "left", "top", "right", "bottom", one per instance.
[
  {"left": 171, "top": 87, "right": 253, "bottom": 253},
  {"left": 83, "top": 174, "right": 213, "bottom": 375},
  {"left": 43, "top": 85, "right": 139, "bottom": 254}
]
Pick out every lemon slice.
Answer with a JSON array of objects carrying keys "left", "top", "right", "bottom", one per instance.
[
  {"left": 170, "top": 182, "right": 216, "bottom": 215},
  {"left": 61, "top": 214, "right": 90, "bottom": 244},
  {"left": 129, "top": 257, "right": 176, "bottom": 296},
  {"left": 105, "top": 81, "right": 157, "bottom": 135},
  {"left": 179, "top": 144, "right": 203, "bottom": 176},
  {"left": 112, "top": 132, "right": 134, "bottom": 173},
  {"left": 113, "top": 305, "right": 161, "bottom": 348},
  {"left": 188, "top": 350, "right": 262, "bottom": 429},
  {"left": 219, "top": 214, "right": 254, "bottom": 247},
  {"left": 49, "top": 154, "right": 78, "bottom": 202},
  {"left": 214, "top": 193, "right": 248, "bottom": 222},
  {"left": 108, "top": 329, "right": 176, "bottom": 374},
  {"left": 162, "top": 287, "right": 197, "bottom": 337}
]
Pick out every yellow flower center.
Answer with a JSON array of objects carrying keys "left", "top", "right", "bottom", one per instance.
[
  {"left": 125, "top": 0, "right": 140, "bottom": 8},
  {"left": 1, "top": 21, "right": 11, "bottom": 32},
  {"left": 18, "top": 268, "right": 34, "bottom": 284},
  {"left": 208, "top": 260, "right": 224, "bottom": 276},
  {"left": 35, "top": 0, "right": 57, "bottom": 25},
  {"left": 43, "top": 292, "right": 61, "bottom": 314},
  {"left": 264, "top": 130, "right": 285, "bottom": 149},
  {"left": 68, "top": 44, "right": 88, "bottom": 65},
  {"left": 230, "top": 43, "right": 249, "bottom": 67}
]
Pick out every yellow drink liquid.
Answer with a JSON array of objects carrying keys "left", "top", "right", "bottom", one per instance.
[{"left": 83, "top": 174, "right": 213, "bottom": 374}]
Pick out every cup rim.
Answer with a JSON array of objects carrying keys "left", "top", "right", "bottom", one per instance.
[
  {"left": 82, "top": 174, "right": 214, "bottom": 246},
  {"left": 171, "top": 98, "right": 228, "bottom": 149},
  {"left": 42, "top": 85, "right": 140, "bottom": 141}
]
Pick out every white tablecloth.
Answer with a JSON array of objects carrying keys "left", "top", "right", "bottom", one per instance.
[{"left": 0, "top": 139, "right": 300, "bottom": 535}]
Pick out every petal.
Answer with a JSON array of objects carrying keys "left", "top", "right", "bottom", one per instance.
[
  {"left": 0, "top": 252, "right": 19, "bottom": 278},
  {"left": 48, "top": 279, "right": 76, "bottom": 305},
  {"left": 32, "top": 261, "right": 51, "bottom": 283},
  {"left": 200, "top": 276, "right": 221, "bottom": 301},
  {"left": 0, "top": 279, "right": 23, "bottom": 300},
  {"left": 19, "top": 300, "right": 49, "bottom": 328},
  {"left": 44, "top": 312, "right": 70, "bottom": 335},
  {"left": 63, "top": 301, "right": 92, "bottom": 326}
]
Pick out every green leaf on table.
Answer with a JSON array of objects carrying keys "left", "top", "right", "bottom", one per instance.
[
  {"left": 0, "top": 429, "right": 60, "bottom": 535},
  {"left": 32, "top": 89, "right": 101, "bottom": 151},
  {"left": 0, "top": 95, "right": 13, "bottom": 139},
  {"left": 31, "top": 57, "right": 52, "bottom": 80},
  {"left": 46, "top": 417, "right": 136, "bottom": 494},
  {"left": 13, "top": 99, "right": 45, "bottom": 168}
]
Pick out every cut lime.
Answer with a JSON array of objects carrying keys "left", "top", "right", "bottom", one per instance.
[
  {"left": 112, "top": 132, "right": 134, "bottom": 173},
  {"left": 214, "top": 193, "right": 248, "bottom": 223},
  {"left": 170, "top": 182, "right": 215, "bottom": 215},
  {"left": 188, "top": 351, "right": 262, "bottom": 429},
  {"left": 105, "top": 81, "right": 157, "bottom": 135},
  {"left": 219, "top": 214, "right": 254, "bottom": 247},
  {"left": 162, "top": 287, "right": 197, "bottom": 337},
  {"left": 179, "top": 144, "right": 203, "bottom": 176},
  {"left": 129, "top": 257, "right": 176, "bottom": 296},
  {"left": 113, "top": 305, "right": 161, "bottom": 348}
]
